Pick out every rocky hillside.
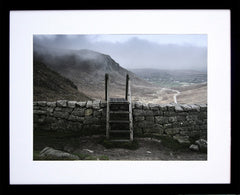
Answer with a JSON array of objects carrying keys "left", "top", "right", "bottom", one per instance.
[
  {"left": 33, "top": 45, "right": 155, "bottom": 100},
  {"left": 33, "top": 58, "right": 91, "bottom": 101}
]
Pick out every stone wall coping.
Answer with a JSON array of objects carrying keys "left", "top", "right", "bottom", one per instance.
[{"left": 34, "top": 100, "right": 207, "bottom": 110}]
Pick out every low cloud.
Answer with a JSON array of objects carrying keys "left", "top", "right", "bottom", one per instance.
[{"left": 33, "top": 35, "right": 207, "bottom": 71}]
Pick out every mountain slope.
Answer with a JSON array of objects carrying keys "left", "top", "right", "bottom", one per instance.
[
  {"left": 33, "top": 59, "right": 91, "bottom": 101},
  {"left": 33, "top": 46, "right": 155, "bottom": 100}
]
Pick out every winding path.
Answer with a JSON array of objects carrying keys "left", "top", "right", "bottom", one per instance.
[{"left": 160, "top": 88, "right": 180, "bottom": 104}]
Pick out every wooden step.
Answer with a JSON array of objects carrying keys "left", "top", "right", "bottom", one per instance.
[
  {"left": 109, "top": 102, "right": 129, "bottom": 105},
  {"left": 109, "top": 130, "right": 130, "bottom": 133},
  {"left": 109, "top": 98, "right": 129, "bottom": 103},
  {"left": 110, "top": 139, "right": 131, "bottom": 142},
  {"left": 109, "top": 111, "right": 129, "bottom": 114},
  {"left": 109, "top": 120, "right": 130, "bottom": 123},
  {"left": 109, "top": 98, "right": 129, "bottom": 105}
]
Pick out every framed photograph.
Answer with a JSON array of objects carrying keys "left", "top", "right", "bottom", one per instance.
[{"left": 9, "top": 10, "right": 231, "bottom": 185}]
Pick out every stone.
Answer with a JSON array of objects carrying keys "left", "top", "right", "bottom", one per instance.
[
  {"left": 153, "top": 110, "right": 163, "bottom": 116},
  {"left": 165, "top": 128, "right": 180, "bottom": 135},
  {"left": 93, "top": 110, "right": 102, "bottom": 117},
  {"left": 133, "top": 109, "right": 144, "bottom": 116},
  {"left": 72, "top": 108, "right": 85, "bottom": 117},
  {"left": 46, "top": 107, "right": 54, "bottom": 113},
  {"left": 34, "top": 114, "right": 46, "bottom": 123},
  {"left": 47, "top": 102, "right": 56, "bottom": 107},
  {"left": 148, "top": 103, "right": 159, "bottom": 110},
  {"left": 173, "top": 135, "right": 190, "bottom": 144},
  {"left": 166, "top": 104, "right": 175, "bottom": 111},
  {"left": 39, "top": 147, "right": 79, "bottom": 160},
  {"left": 159, "top": 104, "right": 167, "bottom": 111},
  {"left": 189, "top": 104, "right": 200, "bottom": 112},
  {"left": 163, "top": 111, "right": 175, "bottom": 117},
  {"left": 134, "top": 116, "right": 144, "bottom": 121},
  {"left": 138, "top": 120, "right": 154, "bottom": 129},
  {"left": 198, "top": 112, "right": 207, "bottom": 120},
  {"left": 195, "top": 139, "right": 207, "bottom": 153},
  {"left": 38, "top": 101, "right": 47, "bottom": 107},
  {"left": 66, "top": 121, "right": 83, "bottom": 131},
  {"left": 34, "top": 110, "right": 47, "bottom": 115},
  {"left": 186, "top": 115, "right": 198, "bottom": 121},
  {"left": 179, "top": 130, "right": 189, "bottom": 135},
  {"left": 55, "top": 107, "right": 73, "bottom": 113},
  {"left": 68, "top": 101, "right": 77, "bottom": 108},
  {"left": 56, "top": 100, "right": 67, "bottom": 107},
  {"left": 76, "top": 101, "right": 86, "bottom": 107},
  {"left": 199, "top": 104, "right": 207, "bottom": 111},
  {"left": 143, "top": 109, "right": 154, "bottom": 116},
  {"left": 86, "top": 101, "right": 93, "bottom": 108},
  {"left": 155, "top": 116, "right": 168, "bottom": 124},
  {"left": 174, "top": 104, "right": 184, "bottom": 112},
  {"left": 134, "top": 102, "right": 143, "bottom": 109},
  {"left": 152, "top": 124, "right": 164, "bottom": 134},
  {"left": 44, "top": 116, "right": 57, "bottom": 123},
  {"left": 189, "top": 144, "right": 199, "bottom": 151},
  {"left": 53, "top": 111, "right": 69, "bottom": 119},
  {"left": 85, "top": 108, "right": 93, "bottom": 116},
  {"left": 142, "top": 103, "right": 149, "bottom": 109},
  {"left": 92, "top": 100, "right": 101, "bottom": 109},
  {"left": 169, "top": 116, "right": 177, "bottom": 123},
  {"left": 145, "top": 116, "right": 154, "bottom": 122},
  {"left": 68, "top": 115, "right": 84, "bottom": 122},
  {"left": 83, "top": 117, "right": 99, "bottom": 124},
  {"left": 100, "top": 100, "right": 107, "bottom": 108},
  {"left": 181, "top": 104, "right": 192, "bottom": 111}
]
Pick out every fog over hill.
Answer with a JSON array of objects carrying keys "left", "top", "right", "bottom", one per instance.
[
  {"left": 33, "top": 35, "right": 207, "bottom": 104},
  {"left": 33, "top": 35, "right": 207, "bottom": 71},
  {"left": 33, "top": 44, "right": 156, "bottom": 100}
]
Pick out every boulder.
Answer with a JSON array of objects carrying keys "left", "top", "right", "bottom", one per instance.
[
  {"left": 173, "top": 134, "right": 190, "bottom": 144},
  {"left": 39, "top": 147, "right": 79, "bottom": 160},
  {"left": 195, "top": 139, "right": 207, "bottom": 153},
  {"left": 189, "top": 144, "right": 199, "bottom": 151}
]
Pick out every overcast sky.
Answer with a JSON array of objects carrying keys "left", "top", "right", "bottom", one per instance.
[{"left": 34, "top": 34, "right": 207, "bottom": 71}]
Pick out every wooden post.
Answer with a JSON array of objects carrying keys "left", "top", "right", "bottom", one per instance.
[
  {"left": 126, "top": 75, "right": 133, "bottom": 141},
  {"left": 125, "top": 74, "right": 129, "bottom": 100},
  {"left": 105, "top": 74, "right": 110, "bottom": 139},
  {"left": 105, "top": 74, "right": 109, "bottom": 101}
]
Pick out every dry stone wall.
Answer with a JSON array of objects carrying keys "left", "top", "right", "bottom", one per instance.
[{"left": 34, "top": 100, "right": 207, "bottom": 143}]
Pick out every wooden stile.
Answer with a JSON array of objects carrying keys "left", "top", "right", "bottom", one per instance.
[{"left": 105, "top": 73, "right": 133, "bottom": 142}]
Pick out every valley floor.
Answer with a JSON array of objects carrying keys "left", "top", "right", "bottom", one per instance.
[{"left": 131, "top": 83, "right": 207, "bottom": 105}]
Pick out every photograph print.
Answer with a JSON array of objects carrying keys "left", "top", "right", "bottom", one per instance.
[{"left": 33, "top": 34, "right": 207, "bottom": 161}]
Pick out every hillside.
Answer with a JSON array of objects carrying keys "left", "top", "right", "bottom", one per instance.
[
  {"left": 33, "top": 59, "right": 91, "bottom": 101},
  {"left": 33, "top": 46, "right": 156, "bottom": 100},
  {"left": 33, "top": 45, "right": 207, "bottom": 104}
]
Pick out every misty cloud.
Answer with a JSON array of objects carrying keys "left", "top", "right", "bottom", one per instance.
[{"left": 33, "top": 35, "right": 207, "bottom": 71}]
